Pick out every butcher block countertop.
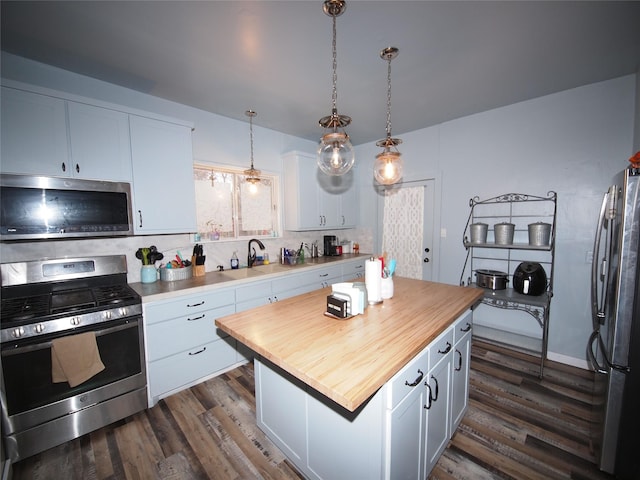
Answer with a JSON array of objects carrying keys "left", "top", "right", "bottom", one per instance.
[{"left": 215, "top": 277, "right": 483, "bottom": 412}]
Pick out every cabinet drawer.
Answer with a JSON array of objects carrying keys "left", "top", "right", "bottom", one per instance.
[
  {"left": 235, "top": 279, "right": 272, "bottom": 303},
  {"left": 148, "top": 336, "right": 238, "bottom": 402},
  {"left": 428, "top": 327, "right": 454, "bottom": 369},
  {"left": 144, "top": 288, "right": 234, "bottom": 324},
  {"left": 386, "top": 347, "right": 429, "bottom": 409},
  {"left": 452, "top": 311, "right": 473, "bottom": 344},
  {"left": 342, "top": 260, "right": 366, "bottom": 280},
  {"left": 146, "top": 304, "right": 235, "bottom": 361}
]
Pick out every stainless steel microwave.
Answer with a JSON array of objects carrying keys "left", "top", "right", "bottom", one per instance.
[{"left": 0, "top": 174, "right": 133, "bottom": 240}]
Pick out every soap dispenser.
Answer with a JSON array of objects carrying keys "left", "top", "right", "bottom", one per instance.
[{"left": 231, "top": 251, "right": 239, "bottom": 270}]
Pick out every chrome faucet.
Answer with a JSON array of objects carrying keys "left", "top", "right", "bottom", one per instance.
[{"left": 247, "top": 238, "right": 266, "bottom": 268}]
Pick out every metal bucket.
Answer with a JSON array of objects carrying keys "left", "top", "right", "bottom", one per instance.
[
  {"left": 494, "top": 222, "right": 515, "bottom": 245},
  {"left": 469, "top": 223, "right": 488, "bottom": 244},
  {"left": 528, "top": 222, "right": 551, "bottom": 246}
]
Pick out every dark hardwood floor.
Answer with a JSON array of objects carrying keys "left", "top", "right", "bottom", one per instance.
[{"left": 12, "top": 339, "right": 614, "bottom": 480}]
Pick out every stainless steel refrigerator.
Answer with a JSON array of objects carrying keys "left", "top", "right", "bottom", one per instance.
[{"left": 588, "top": 162, "right": 640, "bottom": 478}]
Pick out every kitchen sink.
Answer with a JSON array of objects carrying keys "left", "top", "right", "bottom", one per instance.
[{"left": 218, "top": 268, "right": 266, "bottom": 280}]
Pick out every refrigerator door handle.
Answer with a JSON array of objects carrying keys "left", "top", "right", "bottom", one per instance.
[
  {"left": 588, "top": 330, "right": 608, "bottom": 374},
  {"left": 591, "top": 191, "right": 610, "bottom": 328}
]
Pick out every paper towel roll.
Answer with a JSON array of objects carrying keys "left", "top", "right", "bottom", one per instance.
[{"left": 365, "top": 258, "right": 382, "bottom": 304}]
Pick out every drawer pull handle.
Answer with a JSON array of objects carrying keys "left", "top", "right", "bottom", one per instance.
[
  {"left": 438, "top": 342, "right": 452, "bottom": 355},
  {"left": 319, "top": 273, "right": 329, "bottom": 277},
  {"left": 187, "top": 301, "right": 205, "bottom": 308},
  {"left": 423, "top": 384, "right": 433, "bottom": 410},
  {"left": 430, "top": 375, "right": 439, "bottom": 402},
  {"left": 187, "top": 314, "right": 205, "bottom": 321},
  {"left": 455, "top": 349, "right": 463, "bottom": 371},
  {"left": 460, "top": 323, "right": 472, "bottom": 333},
  {"left": 404, "top": 369, "right": 424, "bottom": 387},
  {"left": 189, "top": 346, "right": 206, "bottom": 356}
]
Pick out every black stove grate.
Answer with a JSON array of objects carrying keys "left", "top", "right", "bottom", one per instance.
[
  {"left": 93, "top": 285, "right": 138, "bottom": 306},
  {"left": 1, "top": 295, "right": 51, "bottom": 322}
]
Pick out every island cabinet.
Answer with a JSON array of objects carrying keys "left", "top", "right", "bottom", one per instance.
[
  {"left": 143, "top": 287, "right": 241, "bottom": 406},
  {"left": 1, "top": 86, "right": 132, "bottom": 181},
  {"left": 282, "top": 151, "right": 358, "bottom": 231},
  {"left": 253, "top": 308, "right": 474, "bottom": 480}
]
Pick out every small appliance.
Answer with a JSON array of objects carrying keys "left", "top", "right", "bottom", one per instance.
[
  {"left": 324, "top": 235, "right": 340, "bottom": 256},
  {"left": 513, "top": 262, "right": 547, "bottom": 296}
]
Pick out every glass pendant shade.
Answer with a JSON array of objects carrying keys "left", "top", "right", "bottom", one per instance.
[
  {"left": 374, "top": 148, "right": 403, "bottom": 185},
  {"left": 318, "top": 131, "right": 355, "bottom": 176},
  {"left": 317, "top": 0, "right": 353, "bottom": 176}
]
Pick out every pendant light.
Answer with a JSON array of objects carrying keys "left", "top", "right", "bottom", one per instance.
[
  {"left": 374, "top": 47, "right": 403, "bottom": 185},
  {"left": 244, "top": 110, "right": 261, "bottom": 187},
  {"left": 317, "top": 0, "right": 354, "bottom": 176}
]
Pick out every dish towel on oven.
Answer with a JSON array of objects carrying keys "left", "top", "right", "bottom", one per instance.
[{"left": 51, "top": 332, "right": 106, "bottom": 387}]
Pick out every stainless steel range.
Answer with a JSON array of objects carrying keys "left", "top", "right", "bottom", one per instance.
[{"left": 1, "top": 255, "right": 147, "bottom": 462}]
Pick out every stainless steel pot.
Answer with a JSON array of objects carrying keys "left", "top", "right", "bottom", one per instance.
[{"left": 475, "top": 269, "right": 509, "bottom": 290}]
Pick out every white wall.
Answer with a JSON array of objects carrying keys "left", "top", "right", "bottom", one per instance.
[{"left": 356, "top": 74, "right": 637, "bottom": 367}]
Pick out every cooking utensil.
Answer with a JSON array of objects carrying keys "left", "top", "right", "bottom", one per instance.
[{"left": 475, "top": 269, "right": 509, "bottom": 290}]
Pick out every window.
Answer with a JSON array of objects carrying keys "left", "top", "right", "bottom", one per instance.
[{"left": 193, "top": 164, "right": 279, "bottom": 240}]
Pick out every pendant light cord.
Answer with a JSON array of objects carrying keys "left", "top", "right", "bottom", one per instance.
[
  {"left": 331, "top": 13, "right": 338, "bottom": 115},
  {"left": 385, "top": 55, "right": 392, "bottom": 138},
  {"left": 249, "top": 112, "right": 255, "bottom": 169}
]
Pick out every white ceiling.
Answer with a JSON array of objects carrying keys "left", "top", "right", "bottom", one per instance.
[{"left": 2, "top": 1, "right": 639, "bottom": 145}]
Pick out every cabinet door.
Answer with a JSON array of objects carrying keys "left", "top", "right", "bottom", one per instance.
[
  {"left": 424, "top": 354, "right": 452, "bottom": 477},
  {"left": 1, "top": 87, "right": 68, "bottom": 176},
  {"left": 283, "top": 152, "right": 322, "bottom": 230},
  {"left": 130, "top": 115, "right": 197, "bottom": 234},
  {"left": 451, "top": 330, "right": 471, "bottom": 431},
  {"left": 338, "top": 178, "right": 358, "bottom": 228},
  {"left": 386, "top": 385, "right": 426, "bottom": 480},
  {"left": 67, "top": 102, "right": 132, "bottom": 181}
]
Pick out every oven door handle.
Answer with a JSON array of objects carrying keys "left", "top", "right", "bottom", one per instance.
[{"left": 1, "top": 319, "right": 139, "bottom": 356}]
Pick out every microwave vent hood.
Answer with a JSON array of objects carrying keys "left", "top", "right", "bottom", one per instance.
[{"left": 1, "top": 174, "right": 134, "bottom": 241}]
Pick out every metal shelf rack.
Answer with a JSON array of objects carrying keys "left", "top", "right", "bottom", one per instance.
[{"left": 459, "top": 192, "right": 557, "bottom": 377}]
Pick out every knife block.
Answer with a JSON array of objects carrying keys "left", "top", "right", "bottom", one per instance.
[{"left": 192, "top": 256, "right": 206, "bottom": 277}]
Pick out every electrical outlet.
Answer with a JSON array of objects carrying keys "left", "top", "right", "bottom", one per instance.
[
  {"left": 440, "top": 228, "right": 447, "bottom": 238},
  {"left": 585, "top": 250, "right": 593, "bottom": 263}
]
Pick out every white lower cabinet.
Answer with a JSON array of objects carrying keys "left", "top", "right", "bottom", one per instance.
[
  {"left": 143, "top": 287, "right": 242, "bottom": 406},
  {"left": 451, "top": 314, "right": 473, "bottom": 431},
  {"left": 255, "top": 310, "right": 473, "bottom": 480},
  {"left": 424, "top": 346, "right": 452, "bottom": 475}
]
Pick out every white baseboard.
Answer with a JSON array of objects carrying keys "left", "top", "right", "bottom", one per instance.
[{"left": 547, "top": 351, "right": 590, "bottom": 370}]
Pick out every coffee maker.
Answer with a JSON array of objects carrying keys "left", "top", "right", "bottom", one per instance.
[{"left": 324, "top": 235, "right": 340, "bottom": 256}]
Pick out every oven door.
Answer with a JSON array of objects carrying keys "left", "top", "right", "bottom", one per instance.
[{"left": 1, "top": 316, "right": 146, "bottom": 435}]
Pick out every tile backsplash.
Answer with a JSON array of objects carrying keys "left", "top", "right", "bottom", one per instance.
[{"left": 0, "top": 228, "right": 373, "bottom": 283}]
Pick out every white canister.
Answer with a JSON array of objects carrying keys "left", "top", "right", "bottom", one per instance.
[{"left": 381, "top": 277, "right": 394, "bottom": 299}]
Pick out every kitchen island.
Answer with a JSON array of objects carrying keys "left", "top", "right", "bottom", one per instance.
[{"left": 216, "top": 277, "right": 483, "bottom": 479}]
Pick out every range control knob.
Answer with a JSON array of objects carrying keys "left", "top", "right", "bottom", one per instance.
[
  {"left": 104, "top": 310, "right": 112, "bottom": 320},
  {"left": 119, "top": 307, "right": 127, "bottom": 317},
  {"left": 70, "top": 317, "right": 81, "bottom": 326},
  {"left": 12, "top": 327, "right": 25, "bottom": 338},
  {"left": 34, "top": 323, "right": 45, "bottom": 334}
]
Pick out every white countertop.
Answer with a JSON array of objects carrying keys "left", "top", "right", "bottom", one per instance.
[{"left": 129, "top": 253, "right": 368, "bottom": 302}]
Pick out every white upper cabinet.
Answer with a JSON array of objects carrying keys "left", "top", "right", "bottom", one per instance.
[
  {"left": 1, "top": 86, "right": 132, "bottom": 181},
  {"left": 67, "top": 102, "right": 132, "bottom": 181},
  {"left": 1, "top": 87, "right": 69, "bottom": 176},
  {"left": 129, "top": 115, "right": 197, "bottom": 235},
  {"left": 283, "top": 151, "right": 358, "bottom": 231}
]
